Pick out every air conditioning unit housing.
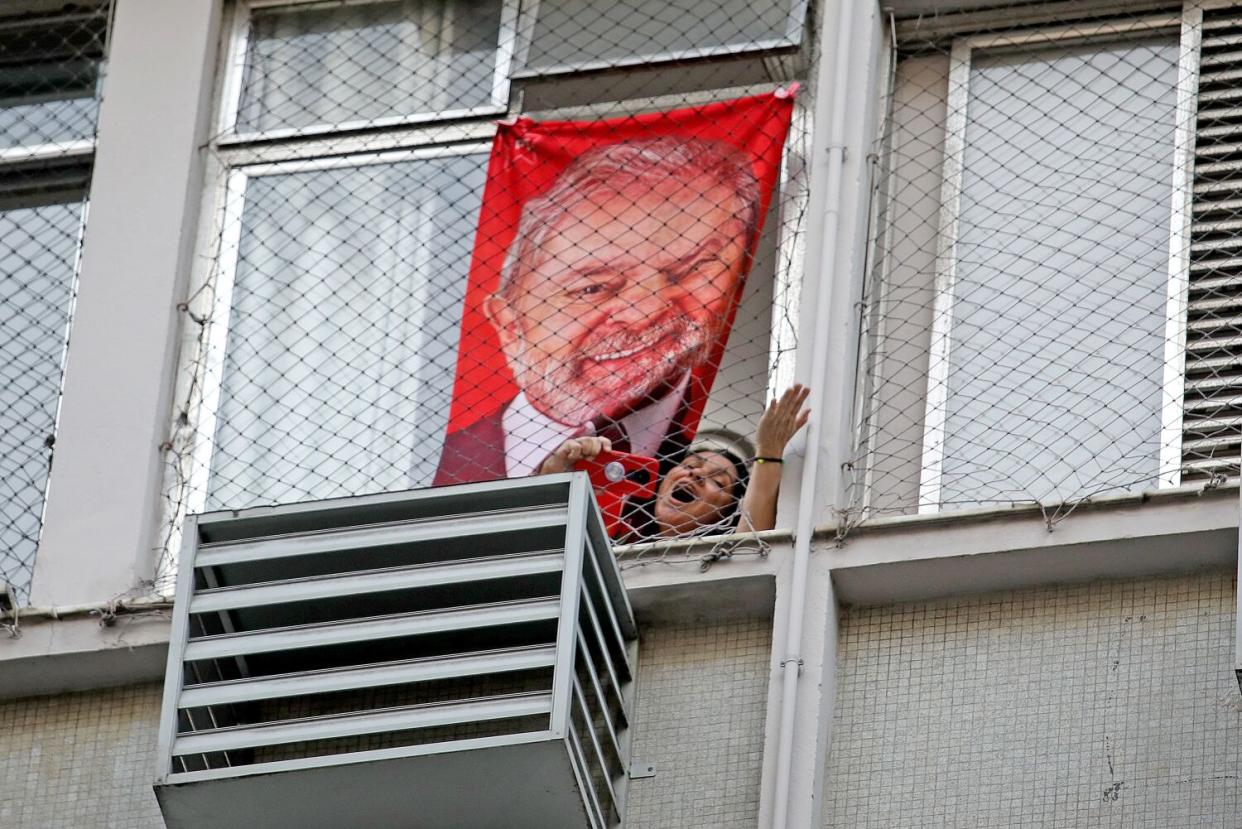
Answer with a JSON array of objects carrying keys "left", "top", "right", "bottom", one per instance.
[{"left": 153, "top": 473, "right": 637, "bottom": 829}]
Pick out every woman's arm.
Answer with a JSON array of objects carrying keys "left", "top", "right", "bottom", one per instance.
[{"left": 737, "top": 384, "right": 811, "bottom": 532}]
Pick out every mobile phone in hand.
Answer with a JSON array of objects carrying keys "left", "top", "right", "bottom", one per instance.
[{"left": 573, "top": 450, "right": 658, "bottom": 538}]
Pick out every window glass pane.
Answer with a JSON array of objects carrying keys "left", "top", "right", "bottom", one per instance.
[
  {"left": 523, "top": 0, "right": 799, "bottom": 71},
  {"left": 0, "top": 194, "right": 84, "bottom": 600},
  {"left": 236, "top": 0, "right": 503, "bottom": 134},
  {"left": 0, "top": 13, "right": 106, "bottom": 148},
  {"left": 938, "top": 37, "right": 1178, "bottom": 507},
  {"left": 206, "top": 152, "right": 488, "bottom": 510}
]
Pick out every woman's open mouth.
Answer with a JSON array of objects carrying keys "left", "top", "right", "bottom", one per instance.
[{"left": 669, "top": 484, "right": 697, "bottom": 504}]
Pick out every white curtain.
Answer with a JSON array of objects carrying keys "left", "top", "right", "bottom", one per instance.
[
  {"left": 237, "top": 0, "right": 501, "bottom": 133},
  {"left": 206, "top": 153, "right": 487, "bottom": 510}
]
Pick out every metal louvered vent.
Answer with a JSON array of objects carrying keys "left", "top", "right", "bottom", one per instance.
[
  {"left": 154, "top": 474, "right": 636, "bottom": 829},
  {"left": 1183, "top": 10, "right": 1242, "bottom": 484}
]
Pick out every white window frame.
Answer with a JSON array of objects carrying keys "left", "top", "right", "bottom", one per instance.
[
  {"left": 916, "top": 11, "right": 1198, "bottom": 513},
  {"left": 510, "top": 0, "right": 809, "bottom": 78},
  {"left": 216, "top": 0, "right": 520, "bottom": 145}
]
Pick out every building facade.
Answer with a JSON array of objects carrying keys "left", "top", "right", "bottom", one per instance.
[{"left": 2, "top": 0, "right": 1241, "bottom": 826}]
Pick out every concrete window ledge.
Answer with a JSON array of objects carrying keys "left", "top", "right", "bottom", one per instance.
[
  {"left": 0, "top": 605, "right": 173, "bottom": 700},
  {"left": 823, "top": 484, "right": 1240, "bottom": 606}
]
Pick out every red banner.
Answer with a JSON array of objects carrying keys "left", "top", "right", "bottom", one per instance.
[{"left": 435, "top": 89, "right": 796, "bottom": 485}]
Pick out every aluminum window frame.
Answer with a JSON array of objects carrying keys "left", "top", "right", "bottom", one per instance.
[
  {"left": 215, "top": 0, "right": 519, "bottom": 145},
  {"left": 916, "top": 12, "right": 1194, "bottom": 514},
  {"left": 510, "top": 0, "right": 809, "bottom": 78}
]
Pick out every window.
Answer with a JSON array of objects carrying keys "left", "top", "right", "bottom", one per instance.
[
  {"left": 198, "top": 148, "right": 489, "bottom": 508},
  {"left": 856, "top": 10, "right": 1201, "bottom": 516},
  {"left": 0, "top": 10, "right": 105, "bottom": 149},
  {"left": 515, "top": 0, "right": 808, "bottom": 75},
  {"left": 0, "top": 4, "right": 108, "bottom": 601},
  {"left": 926, "top": 29, "right": 1180, "bottom": 510},
  {"left": 223, "top": 0, "right": 516, "bottom": 139},
  {"left": 168, "top": 0, "right": 811, "bottom": 558}
]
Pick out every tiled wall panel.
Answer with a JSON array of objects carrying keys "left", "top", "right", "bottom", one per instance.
[
  {"left": 626, "top": 617, "right": 773, "bottom": 829},
  {"left": 0, "top": 683, "right": 165, "bottom": 829},
  {"left": 826, "top": 571, "right": 1242, "bottom": 828}
]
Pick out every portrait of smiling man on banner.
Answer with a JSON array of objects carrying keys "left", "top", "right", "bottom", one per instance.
[{"left": 433, "top": 91, "right": 794, "bottom": 486}]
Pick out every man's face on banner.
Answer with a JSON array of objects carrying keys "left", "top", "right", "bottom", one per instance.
[{"left": 488, "top": 175, "right": 749, "bottom": 426}]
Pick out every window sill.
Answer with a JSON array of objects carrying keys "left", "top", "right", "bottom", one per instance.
[{"left": 825, "top": 482, "right": 1239, "bottom": 606}]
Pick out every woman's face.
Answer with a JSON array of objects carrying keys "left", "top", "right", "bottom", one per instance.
[{"left": 653, "top": 451, "right": 740, "bottom": 536}]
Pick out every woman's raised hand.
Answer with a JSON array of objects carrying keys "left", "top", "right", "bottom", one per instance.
[{"left": 754, "top": 384, "right": 811, "bottom": 459}]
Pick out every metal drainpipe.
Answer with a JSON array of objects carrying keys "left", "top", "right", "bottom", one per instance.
[{"left": 770, "top": 0, "right": 856, "bottom": 824}]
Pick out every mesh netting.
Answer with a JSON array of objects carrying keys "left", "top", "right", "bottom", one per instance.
[
  {"left": 157, "top": 0, "right": 811, "bottom": 588},
  {"left": 148, "top": 0, "right": 1242, "bottom": 591},
  {"left": 843, "top": 4, "right": 1240, "bottom": 529},
  {"left": 0, "top": 2, "right": 109, "bottom": 602}
]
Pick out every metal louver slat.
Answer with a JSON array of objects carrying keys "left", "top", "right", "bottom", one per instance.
[
  {"left": 1184, "top": 374, "right": 1242, "bottom": 391},
  {"left": 1193, "top": 199, "right": 1242, "bottom": 215},
  {"left": 183, "top": 598, "right": 562, "bottom": 661},
  {"left": 179, "top": 645, "right": 559, "bottom": 708},
  {"left": 190, "top": 551, "right": 564, "bottom": 613},
  {"left": 1187, "top": 254, "right": 1242, "bottom": 273},
  {"left": 1182, "top": 456, "right": 1240, "bottom": 472},
  {"left": 1184, "top": 393, "right": 1242, "bottom": 411},
  {"left": 1200, "top": 48, "right": 1242, "bottom": 67},
  {"left": 1187, "top": 272, "right": 1242, "bottom": 290},
  {"left": 1196, "top": 140, "right": 1242, "bottom": 154},
  {"left": 1186, "top": 333, "right": 1242, "bottom": 351},
  {"left": 1186, "top": 354, "right": 1242, "bottom": 371},
  {"left": 1182, "top": 434, "right": 1242, "bottom": 451},
  {"left": 173, "top": 692, "right": 554, "bottom": 755},
  {"left": 1192, "top": 122, "right": 1242, "bottom": 139},
  {"left": 1200, "top": 86, "right": 1242, "bottom": 103},
  {"left": 1205, "top": 14, "right": 1242, "bottom": 30},
  {"left": 1188, "top": 294, "right": 1242, "bottom": 312},
  {"left": 1193, "top": 177, "right": 1242, "bottom": 196},
  {"left": 1194, "top": 157, "right": 1242, "bottom": 174},
  {"left": 194, "top": 505, "right": 568, "bottom": 567},
  {"left": 1187, "top": 314, "right": 1242, "bottom": 330}
]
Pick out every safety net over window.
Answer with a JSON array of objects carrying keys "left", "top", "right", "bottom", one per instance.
[
  {"left": 0, "top": 2, "right": 110, "bottom": 603},
  {"left": 846, "top": 2, "right": 1241, "bottom": 528},
  {"left": 160, "top": 0, "right": 812, "bottom": 584}
]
